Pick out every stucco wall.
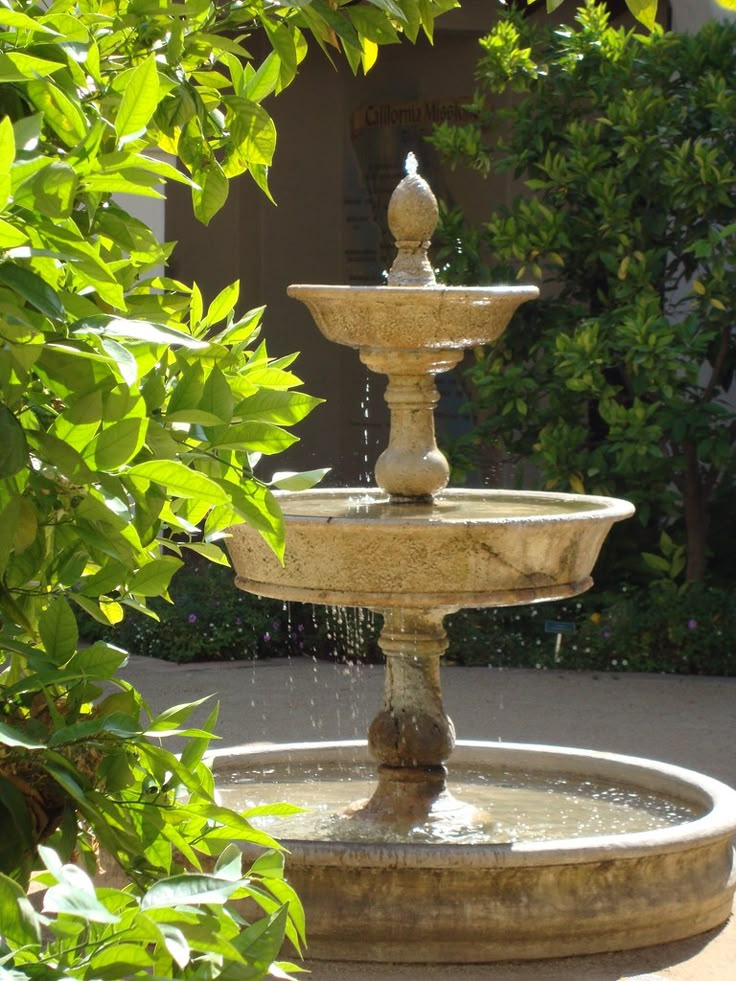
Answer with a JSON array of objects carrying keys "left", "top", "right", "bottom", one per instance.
[
  {"left": 167, "top": 2, "right": 500, "bottom": 484},
  {"left": 672, "top": 0, "right": 736, "bottom": 32}
]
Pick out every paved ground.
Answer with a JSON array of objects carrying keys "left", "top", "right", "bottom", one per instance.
[{"left": 121, "top": 655, "right": 736, "bottom": 981}]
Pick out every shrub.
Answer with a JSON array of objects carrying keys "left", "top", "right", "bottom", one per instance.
[
  {"left": 445, "top": 583, "right": 736, "bottom": 676},
  {"left": 0, "top": 1, "right": 459, "bottom": 976},
  {"left": 79, "top": 560, "right": 281, "bottom": 662},
  {"left": 430, "top": 1, "right": 736, "bottom": 586}
]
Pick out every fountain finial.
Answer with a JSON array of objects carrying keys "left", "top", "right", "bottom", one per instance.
[{"left": 387, "top": 153, "right": 438, "bottom": 286}]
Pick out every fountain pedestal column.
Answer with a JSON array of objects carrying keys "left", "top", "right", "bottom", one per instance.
[
  {"left": 368, "top": 609, "right": 455, "bottom": 768},
  {"left": 348, "top": 608, "right": 483, "bottom": 831},
  {"left": 360, "top": 350, "right": 463, "bottom": 500}
]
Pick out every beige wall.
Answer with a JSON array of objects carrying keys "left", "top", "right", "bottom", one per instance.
[{"left": 672, "top": 0, "right": 736, "bottom": 32}]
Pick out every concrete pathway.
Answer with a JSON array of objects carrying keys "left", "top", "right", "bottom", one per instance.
[{"left": 121, "top": 656, "right": 736, "bottom": 981}]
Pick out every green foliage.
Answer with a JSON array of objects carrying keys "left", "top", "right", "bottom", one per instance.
[
  {"left": 431, "top": 2, "right": 736, "bottom": 585},
  {"left": 1, "top": 842, "right": 307, "bottom": 979},
  {"left": 539, "top": 0, "right": 659, "bottom": 30},
  {"left": 446, "top": 582, "right": 736, "bottom": 676},
  {"left": 78, "top": 561, "right": 285, "bottom": 663},
  {"left": 0, "top": 0, "right": 459, "bottom": 976},
  {"left": 0, "top": 650, "right": 307, "bottom": 974}
]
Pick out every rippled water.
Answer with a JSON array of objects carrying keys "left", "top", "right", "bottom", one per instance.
[
  {"left": 216, "top": 762, "right": 699, "bottom": 845},
  {"left": 279, "top": 490, "right": 600, "bottom": 522}
]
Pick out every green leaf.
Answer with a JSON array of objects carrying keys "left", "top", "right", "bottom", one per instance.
[
  {"left": 211, "top": 421, "right": 299, "bottom": 455},
  {"left": 0, "top": 406, "right": 28, "bottom": 477},
  {"left": 168, "top": 362, "right": 204, "bottom": 416},
  {"left": 214, "top": 843, "right": 244, "bottom": 881},
  {"left": 0, "top": 51, "right": 64, "bottom": 82},
  {"left": 26, "top": 79, "right": 87, "bottom": 147},
  {"left": 116, "top": 54, "right": 161, "bottom": 143},
  {"left": 11, "top": 99, "right": 40, "bottom": 143},
  {"left": 82, "top": 416, "right": 148, "bottom": 470},
  {"left": 159, "top": 923, "right": 191, "bottom": 970},
  {"left": 249, "top": 849, "right": 285, "bottom": 879},
  {"left": 100, "top": 336, "right": 139, "bottom": 386},
  {"left": 38, "top": 596, "right": 78, "bottom": 662},
  {"left": 625, "top": 0, "right": 658, "bottom": 29},
  {"left": 180, "top": 542, "right": 231, "bottom": 565},
  {"left": 193, "top": 157, "right": 229, "bottom": 225},
  {"left": 0, "top": 261, "right": 64, "bottom": 319},
  {"left": 147, "top": 696, "right": 212, "bottom": 732},
  {"left": 238, "top": 389, "right": 323, "bottom": 426},
  {"left": 223, "top": 480, "right": 285, "bottom": 561},
  {"left": 179, "top": 701, "right": 219, "bottom": 773},
  {"left": 126, "top": 460, "right": 231, "bottom": 503},
  {"left": 201, "top": 367, "right": 234, "bottom": 424},
  {"left": 244, "top": 52, "right": 282, "bottom": 102},
  {"left": 0, "top": 721, "right": 45, "bottom": 749},
  {"left": 76, "top": 315, "right": 209, "bottom": 349},
  {"left": 204, "top": 280, "right": 240, "bottom": 328},
  {"left": 128, "top": 556, "right": 183, "bottom": 597},
  {"left": 0, "top": 217, "right": 28, "bottom": 247},
  {"left": 0, "top": 115, "right": 14, "bottom": 208},
  {"left": 270, "top": 468, "right": 330, "bottom": 490},
  {"left": 87, "top": 942, "right": 156, "bottom": 976},
  {"left": 65, "top": 642, "right": 128, "bottom": 680},
  {"left": 52, "top": 390, "right": 102, "bottom": 450},
  {"left": 0, "top": 10, "right": 58, "bottom": 33},
  {"left": 141, "top": 873, "right": 245, "bottom": 910},
  {"left": 29, "top": 161, "right": 78, "bottom": 219},
  {"left": 43, "top": 879, "right": 120, "bottom": 924},
  {"left": 0, "top": 872, "right": 42, "bottom": 945},
  {"left": 228, "top": 905, "right": 288, "bottom": 978},
  {"left": 231, "top": 99, "right": 277, "bottom": 166},
  {"left": 0, "top": 777, "right": 35, "bottom": 870},
  {"left": 83, "top": 171, "right": 165, "bottom": 197}
]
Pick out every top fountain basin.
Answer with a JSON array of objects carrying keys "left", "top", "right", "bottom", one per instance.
[{"left": 287, "top": 284, "right": 539, "bottom": 352}]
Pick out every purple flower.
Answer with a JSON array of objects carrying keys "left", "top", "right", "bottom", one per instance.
[
  {"left": 603, "top": 630, "right": 611, "bottom": 639},
  {"left": 188, "top": 613, "right": 198, "bottom": 624},
  {"left": 687, "top": 619, "right": 698, "bottom": 630},
  {"left": 235, "top": 617, "right": 242, "bottom": 626},
  {"left": 263, "top": 631, "right": 271, "bottom": 643}
]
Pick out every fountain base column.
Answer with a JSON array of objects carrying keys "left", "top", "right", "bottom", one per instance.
[
  {"left": 348, "top": 608, "right": 485, "bottom": 831},
  {"left": 368, "top": 608, "right": 455, "bottom": 769}
]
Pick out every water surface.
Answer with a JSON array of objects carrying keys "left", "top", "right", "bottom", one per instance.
[{"left": 217, "top": 762, "right": 699, "bottom": 846}]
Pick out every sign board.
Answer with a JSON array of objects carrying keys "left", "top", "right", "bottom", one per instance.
[{"left": 544, "top": 620, "right": 577, "bottom": 635}]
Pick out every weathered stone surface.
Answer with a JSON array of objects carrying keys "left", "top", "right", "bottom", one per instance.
[
  {"left": 228, "top": 487, "right": 632, "bottom": 609},
  {"left": 287, "top": 284, "right": 538, "bottom": 352},
  {"left": 214, "top": 741, "right": 736, "bottom": 963}
]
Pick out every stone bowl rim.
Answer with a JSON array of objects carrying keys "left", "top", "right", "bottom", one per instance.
[
  {"left": 208, "top": 739, "right": 736, "bottom": 869},
  {"left": 270, "top": 487, "right": 635, "bottom": 527}
]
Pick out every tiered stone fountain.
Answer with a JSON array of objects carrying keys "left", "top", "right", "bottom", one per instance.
[{"left": 220, "top": 158, "right": 736, "bottom": 963}]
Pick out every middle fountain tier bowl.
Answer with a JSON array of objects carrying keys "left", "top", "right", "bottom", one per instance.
[
  {"left": 224, "top": 157, "right": 736, "bottom": 963},
  {"left": 228, "top": 486, "right": 633, "bottom": 610}
]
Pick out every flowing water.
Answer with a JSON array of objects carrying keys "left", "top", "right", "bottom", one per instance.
[{"left": 216, "top": 762, "right": 700, "bottom": 846}]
